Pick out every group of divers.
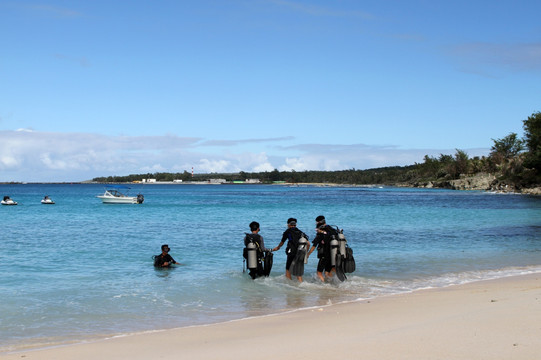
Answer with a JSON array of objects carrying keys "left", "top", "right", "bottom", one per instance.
[{"left": 153, "top": 215, "right": 356, "bottom": 283}]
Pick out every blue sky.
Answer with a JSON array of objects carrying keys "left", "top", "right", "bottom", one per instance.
[{"left": 1, "top": 0, "right": 540, "bottom": 182}]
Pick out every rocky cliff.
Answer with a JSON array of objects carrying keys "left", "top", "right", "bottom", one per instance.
[{"left": 412, "top": 173, "right": 541, "bottom": 195}]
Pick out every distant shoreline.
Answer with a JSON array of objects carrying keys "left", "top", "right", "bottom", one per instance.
[
  {"left": 0, "top": 181, "right": 373, "bottom": 186},
  {"left": 1, "top": 180, "right": 540, "bottom": 194}
]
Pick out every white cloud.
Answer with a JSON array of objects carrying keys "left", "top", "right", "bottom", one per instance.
[
  {"left": 39, "top": 153, "right": 68, "bottom": 170},
  {"left": 280, "top": 156, "right": 325, "bottom": 171},
  {"left": 139, "top": 164, "right": 167, "bottom": 173},
  {"left": 0, "top": 154, "right": 18, "bottom": 168},
  {"left": 252, "top": 162, "right": 275, "bottom": 172},
  {"left": 0, "top": 130, "right": 490, "bottom": 182},
  {"left": 199, "top": 137, "right": 294, "bottom": 147},
  {"left": 197, "top": 159, "right": 231, "bottom": 173}
]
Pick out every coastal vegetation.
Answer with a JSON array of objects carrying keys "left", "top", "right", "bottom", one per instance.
[{"left": 93, "top": 112, "right": 541, "bottom": 192}]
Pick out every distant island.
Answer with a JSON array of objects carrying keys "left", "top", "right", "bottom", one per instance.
[{"left": 93, "top": 112, "right": 540, "bottom": 195}]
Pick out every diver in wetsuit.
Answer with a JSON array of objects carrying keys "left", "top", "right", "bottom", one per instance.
[
  {"left": 272, "top": 218, "right": 308, "bottom": 282},
  {"left": 153, "top": 244, "right": 180, "bottom": 267},
  {"left": 244, "top": 221, "right": 271, "bottom": 279},
  {"left": 307, "top": 215, "right": 338, "bottom": 282}
]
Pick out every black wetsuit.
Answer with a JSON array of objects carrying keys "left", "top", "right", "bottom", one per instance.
[
  {"left": 244, "top": 233, "right": 268, "bottom": 279},
  {"left": 312, "top": 224, "right": 338, "bottom": 273},
  {"left": 154, "top": 253, "right": 177, "bottom": 267},
  {"left": 281, "top": 227, "right": 307, "bottom": 271}
]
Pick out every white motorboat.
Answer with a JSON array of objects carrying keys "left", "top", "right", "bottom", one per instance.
[
  {"left": 97, "top": 186, "right": 144, "bottom": 204},
  {"left": 41, "top": 195, "right": 55, "bottom": 204},
  {"left": 1, "top": 196, "right": 18, "bottom": 205}
]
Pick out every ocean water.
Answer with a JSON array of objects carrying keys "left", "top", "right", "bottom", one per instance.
[{"left": 1, "top": 183, "right": 540, "bottom": 353}]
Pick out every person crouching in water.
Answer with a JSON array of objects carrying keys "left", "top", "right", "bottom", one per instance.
[
  {"left": 273, "top": 218, "right": 308, "bottom": 283},
  {"left": 307, "top": 215, "right": 338, "bottom": 282},
  {"left": 153, "top": 244, "right": 181, "bottom": 267},
  {"left": 244, "top": 221, "right": 270, "bottom": 279}
]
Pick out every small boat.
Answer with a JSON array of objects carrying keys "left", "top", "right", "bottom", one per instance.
[
  {"left": 1, "top": 196, "right": 18, "bottom": 205},
  {"left": 41, "top": 195, "right": 55, "bottom": 204},
  {"left": 97, "top": 185, "right": 144, "bottom": 204}
]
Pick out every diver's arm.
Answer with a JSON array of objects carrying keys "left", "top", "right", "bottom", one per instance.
[
  {"left": 272, "top": 240, "right": 285, "bottom": 252},
  {"left": 307, "top": 234, "right": 322, "bottom": 258},
  {"left": 273, "top": 230, "right": 289, "bottom": 251},
  {"left": 169, "top": 255, "right": 182, "bottom": 265}
]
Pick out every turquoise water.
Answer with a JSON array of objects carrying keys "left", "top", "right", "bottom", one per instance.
[{"left": 1, "top": 183, "right": 541, "bottom": 353}]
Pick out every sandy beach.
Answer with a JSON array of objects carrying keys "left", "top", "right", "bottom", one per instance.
[{"left": 4, "top": 273, "right": 540, "bottom": 360}]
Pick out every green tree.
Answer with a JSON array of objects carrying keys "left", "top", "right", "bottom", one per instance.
[
  {"left": 437, "top": 154, "right": 454, "bottom": 179},
  {"left": 453, "top": 149, "right": 470, "bottom": 177},
  {"left": 490, "top": 133, "right": 524, "bottom": 163},
  {"left": 287, "top": 169, "right": 300, "bottom": 183},
  {"left": 180, "top": 170, "right": 192, "bottom": 181},
  {"left": 523, "top": 111, "right": 541, "bottom": 171},
  {"left": 418, "top": 155, "right": 440, "bottom": 178},
  {"left": 269, "top": 169, "right": 281, "bottom": 182}
]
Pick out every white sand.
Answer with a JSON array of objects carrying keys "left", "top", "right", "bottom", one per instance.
[{"left": 4, "top": 273, "right": 541, "bottom": 360}]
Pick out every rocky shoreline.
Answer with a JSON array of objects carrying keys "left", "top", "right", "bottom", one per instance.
[{"left": 410, "top": 173, "right": 541, "bottom": 195}]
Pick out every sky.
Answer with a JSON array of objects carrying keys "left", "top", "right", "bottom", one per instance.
[{"left": 1, "top": 0, "right": 540, "bottom": 182}]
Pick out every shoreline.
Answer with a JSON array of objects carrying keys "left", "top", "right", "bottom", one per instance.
[
  {"left": 2, "top": 181, "right": 539, "bottom": 194},
  {"left": 2, "top": 266, "right": 540, "bottom": 355},
  {"left": 4, "top": 272, "right": 540, "bottom": 360}
]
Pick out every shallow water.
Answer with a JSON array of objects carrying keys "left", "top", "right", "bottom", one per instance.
[{"left": 1, "top": 183, "right": 540, "bottom": 352}]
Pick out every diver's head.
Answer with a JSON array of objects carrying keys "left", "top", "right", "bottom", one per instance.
[
  {"left": 287, "top": 218, "right": 297, "bottom": 227},
  {"left": 249, "top": 221, "right": 260, "bottom": 232},
  {"left": 161, "top": 244, "right": 170, "bottom": 253},
  {"left": 315, "top": 215, "right": 326, "bottom": 227}
]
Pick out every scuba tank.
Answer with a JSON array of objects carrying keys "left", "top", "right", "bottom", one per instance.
[
  {"left": 338, "top": 231, "right": 347, "bottom": 257},
  {"left": 336, "top": 231, "right": 347, "bottom": 280},
  {"left": 246, "top": 241, "right": 257, "bottom": 270},
  {"left": 330, "top": 236, "right": 339, "bottom": 266},
  {"left": 298, "top": 236, "right": 309, "bottom": 264}
]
